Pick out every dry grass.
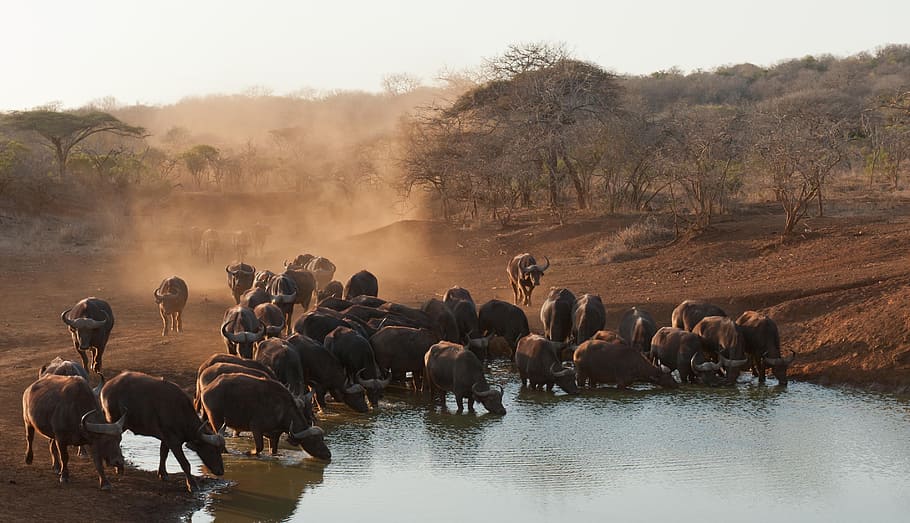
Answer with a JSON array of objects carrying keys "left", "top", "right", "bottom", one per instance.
[{"left": 588, "top": 215, "right": 675, "bottom": 264}]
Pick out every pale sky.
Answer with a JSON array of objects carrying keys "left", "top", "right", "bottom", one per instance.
[{"left": 3, "top": 0, "right": 908, "bottom": 110}]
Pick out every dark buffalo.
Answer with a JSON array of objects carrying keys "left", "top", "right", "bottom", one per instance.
[
  {"left": 736, "top": 311, "right": 796, "bottom": 386},
  {"left": 370, "top": 326, "right": 439, "bottom": 392},
  {"left": 671, "top": 300, "right": 728, "bottom": 331},
  {"left": 424, "top": 341, "right": 506, "bottom": 415},
  {"left": 194, "top": 353, "right": 277, "bottom": 410},
  {"left": 199, "top": 373, "right": 330, "bottom": 460},
  {"left": 254, "top": 303, "right": 286, "bottom": 338},
  {"left": 692, "top": 316, "right": 748, "bottom": 384},
  {"left": 61, "top": 297, "right": 114, "bottom": 375},
  {"left": 574, "top": 339, "right": 678, "bottom": 389},
  {"left": 154, "top": 276, "right": 188, "bottom": 336},
  {"left": 267, "top": 273, "right": 298, "bottom": 335},
  {"left": 422, "top": 298, "right": 460, "bottom": 343},
  {"left": 324, "top": 326, "right": 389, "bottom": 408},
  {"left": 514, "top": 334, "right": 578, "bottom": 394},
  {"left": 23, "top": 374, "right": 126, "bottom": 489},
  {"left": 287, "top": 255, "right": 336, "bottom": 291},
  {"left": 444, "top": 287, "right": 480, "bottom": 341},
  {"left": 255, "top": 338, "right": 306, "bottom": 396},
  {"left": 317, "top": 296, "right": 354, "bottom": 311},
  {"left": 240, "top": 287, "right": 272, "bottom": 310},
  {"left": 378, "top": 302, "right": 434, "bottom": 330},
  {"left": 230, "top": 230, "right": 252, "bottom": 261},
  {"left": 540, "top": 288, "right": 576, "bottom": 343},
  {"left": 293, "top": 309, "right": 368, "bottom": 344},
  {"left": 649, "top": 327, "right": 725, "bottom": 386},
  {"left": 507, "top": 253, "right": 550, "bottom": 306},
  {"left": 201, "top": 228, "right": 220, "bottom": 264},
  {"left": 351, "top": 295, "right": 387, "bottom": 308},
  {"left": 316, "top": 280, "right": 344, "bottom": 302},
  {"left": 283, "top": 268, "right": 317, "bottom": 313},
  {"left": 100, "top": 371, "right": 225, "bottom": 492},
  {"left": 226, "top": 262, "right": 256, "bottom": 304},
  {"left": 443, "top": 286, "right": 475, "bottom": 309},
  {"left": 286, "top": 334, "right": 369, "bottom": 413},
  {"left": 343, "top": 270, "right": 379, "bottom": 300},
  {"left": 221, "top": 305, "right": 265, "bottom": 358},
  {"left": 252, "top": 221, "right": 269, "bottom": 256},
  {"left": 592, "top": 330, "right": 626, "bottom": 343},
  {"left": 253, "top": 269, "right": 275, "bottom": 290},
  {"left": 478, "top": 299, "right": 530, "bottom": 354},
  {"left": 572, "top": 293, "right": 606, "bottom": 344},
  {"left": 618, "top": 307, "right": 657, "bottom": 354},
  {"left": 39, "top": 356, "right": 90, "bottom": 381}
]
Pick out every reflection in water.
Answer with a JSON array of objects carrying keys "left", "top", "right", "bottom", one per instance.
[{"left": 120, "top": 366, "right": 910, "bottom": 522}]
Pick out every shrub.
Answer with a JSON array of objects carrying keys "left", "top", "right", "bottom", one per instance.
[{"left": 588, "top": 216, "right": 674, "bottom": 263}]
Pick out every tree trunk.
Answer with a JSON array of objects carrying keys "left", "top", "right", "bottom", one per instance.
[
  {"left": 562, "top": 153, "right": 587, "bottom": 210},
  {"left": 544, "top": 151, "right": 560, "bottom": 209},
  {"left": 816, "top": 186, "right": 824, "bottom": 217}
]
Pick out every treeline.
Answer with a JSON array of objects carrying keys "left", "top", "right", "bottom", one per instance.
[{"left": 1, "top": 43, "right": 909, "bottom": 235}]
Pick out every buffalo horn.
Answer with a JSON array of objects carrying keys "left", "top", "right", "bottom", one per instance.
[
  {"left": 92, "top": 374, "right": 106, "bottom": 397},
  {"left": 292, "top": 424, "right": 324, "bottom": 440},
  {"left": 344, "top": 381, "right": 365, "bottom": 394},
  {"left": 356, "top": 368, "right": 381, "bottom": 390},
  {"left": 82, "top": 409, "right": 127, "bottom": 435},
  {"left": 197, "top": 423, "right": 225, "bottom": 447},
  {"left": 472, "top": 382, "right": 499, "bottom": 398},
  {"left": 550, "top": 362, "right": 575, "bottom": 378},
  {"left": 764, "top": 350, "right": 796, "bottom": 367},
  {"left": 691, "top": 354, "right": 721, "bottom": 372},
  {"left": 719, "top": 354, "right": 748, "bottom": 369},
  {"left": 221, "top": 321, "right": 241, "bottom": 343},
  {"left": 61, "top": 308, "right": 75, "bottom": 327}
]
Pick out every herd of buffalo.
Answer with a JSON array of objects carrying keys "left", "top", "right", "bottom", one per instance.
[{"left": 22, "top": 251, "right": 795, "bottom": 493}]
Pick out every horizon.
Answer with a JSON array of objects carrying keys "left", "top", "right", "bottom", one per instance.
[{"left": 4, "top": 0, "right": 910, "bottom": 111}]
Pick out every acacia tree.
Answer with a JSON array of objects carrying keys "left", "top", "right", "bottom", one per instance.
[
  {"left": 181, "top": 144, "right": 220, "bottom": 188},
  {"left": 864, "top": 89, "right": 910, "bottom": 189},
  {"left": 1, "top": 110, "right": 146, "bottom": 178}
]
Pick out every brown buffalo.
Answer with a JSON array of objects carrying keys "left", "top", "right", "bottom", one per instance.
[
  {"left": 61, "top": 297, "right": 114, "bottom": 375},
  {"left": 574, "top": 339, "right": 677, "bottom": 389},
  {"left": 736, "top": 311, "right": 796, "bottom": 386},
  {"left": 424, "top": 341, "right": 506, "bottom": 415},
  {"left": 507, "top": 253, "right": 550, "bottom": 306},
  {"left": 154, "top": 276, "right": 188, "bottom": 336}
]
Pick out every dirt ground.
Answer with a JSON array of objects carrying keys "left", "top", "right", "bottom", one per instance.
[{"left": 1, "top": 193, "right": 909, "bottom": 521}]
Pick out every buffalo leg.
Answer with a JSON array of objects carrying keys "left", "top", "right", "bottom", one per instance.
[
  {"left": 91, "top": 348, "right": 102, "bottom": 375},
  {"left": 268, "top": 434, "right": 280, "bottom": 455},
  {"left": 76, "top": 348, "right": 90, "bottom": 374},
  {"left": 160, "top": 308, "right": 168, "bottom": 336},
  {"left": 546, "top": 383, "right": 554, "bottom": 392},
  {"left": 168, "top": 440, "right": 198, "bottom": 492},
  {"left": 176, "top": 311, "right": 183, "bottom": 333},
  {"left": 226, "top": 340, "right": 237, "bottom": 356},
  {"left": 467, "top": 397, "right": 476, "bottom": 413},
  {"left": 57, "top": 441, "right": 70, "bottom": 483},
  {"left": 89, "top": 445, "right": 112, "bottom": 490},
  {"left": 455, "top": 395, "right": 464, "bottom": 413},
  {"left": 249, "top": 432, "right": 265, "bottom": 456},
  {"left": 157, "top": 441, "right": 170, "bottom": 481},
  {"left": 49, "top": 439, "right": 60, "bottom": 473},
  {"left": 24, "top": 423, "right": 34, "bottom": 464}
]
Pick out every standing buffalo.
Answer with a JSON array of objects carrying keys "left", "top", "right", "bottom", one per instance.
[
  {"left": 254, "top": 303, "right": 286, "bottom": 338},
  {"left": 286, "top": 334, "right": 369, "bottom": 413},
  {"left": 253, "top": 269, "right": 275, "bottom": 290},
  {"left": 100, "top": 371, "right": 225, "bottom": 493},
  {"left": 736, "top": 311, "right": 796, "bottom": 386},
  {"left": 221, "top": 305, "right": 265, "bottom": 358},
  {"left": 255, "top": 338, "right": 306, "bottom": 396},
  {"left": 478, "top": 299, "right": 530, "bottom": 354},
  {"left": 692, "top": 316, "right": 748, "bottom": 384},
  {"left": 324, "top": 326, "right": 389, "bottom": 408},
  {"left": 283, "top": 268, "right": 317, "bottom": 314},
  {"left": 618, "top": 307, "right": 657, "bottom": 354},
  {"left": 424, "top": 341, "right": 506, "bottom": 415},
  {"left": 199, "top": 373, "right": 330, "bottom": 460},
  {"left": 444, "top": 286, "right": 481, "bottom": 340},
  {"left": 194, "top": 353, "right": 277, "bottom": 410},
  {"left": 540, "top": 288, "right": 576, "bottom": 343},
  {"left": 230, "top": 230, "right": 252, "bottom": 261},
  {"left": 154, "top": 276, "right": 188, "bottom": 336},
  {"left": 507, "top": 253, "right": 550, "bottom": 306},
  {"left": 370, "top": 326, "right": 439, "bottom": 392},
  {"left": 317, "top": 280, "right": 344, "bottom": 302},
  {"left": 649, "top": 327, "right": 724, "bottom": 385},
  {"left": 267, "top": 273, "right": 298, "bottom": 335},
  {"left": 39, "top": 356, "right": 90, "bottom": 381},
  {"left": 572, "top": 293, "right": 607, "bottom": 344},
  {"left": 226, "top": 262, "right": 256, "bottom": 304},
  {"left": 671, "top": 300, "right": 727, "bottom": 331},
  {"left": 61, "top": 297, "right": 114, "bottom": 375},
  {"left": 422, "top": 298, "right": 460, "bottom": 343},
  {"left": 443, "top": 286, "right": 475, "bottom": 308},
  {"left": 286, "top": 255, "right": 337, "bottom": 291},
  {"left": 23, "top": 375, "right": 126, "bottom": 489},
  {"left": 574, "top": 340, "right": 678, "bottom": 389},
  {"left": 252, "top": 221, "right": 269, "bottom": 256},
  {"left": 514, "top": 335, "right": 578, "bottom": 394},
  {"left": 294, "top": 309, "right": 369, "bottom": 344},
  {"left": 240, "top": 287, "right": 271, "bottom": 310},
  {"left": 201, "top": 228, "right": 220, "bottom": 264},
  {"left": 343, "top": 270, "right": 379, "bottom": 300}
]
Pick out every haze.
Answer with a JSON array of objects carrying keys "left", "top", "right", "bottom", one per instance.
[{"left": 4, "top": 0, "right": 909, "bottom": 110}]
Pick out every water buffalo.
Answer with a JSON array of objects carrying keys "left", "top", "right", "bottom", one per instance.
[
  {"left": 378, "top": 302, "right": 433, "bottom": 330},
  {"left": 351, "top": 295, "right": 387, "bottom": 308},
  {"left": 592, "top": 330, "right": 626, "bottom": 343},
  {"left": 370, "top": 326, "right": 439, "bottom": 392},
  {"left": 422, "top": 298, "right": 460, "bottom": 343},
  {"left": 671, "top": 300, "right": 728, "bottom": 331},
  {"left": 649, "top": 327, "right": 724, "bottom": 385},
  {"left": 100, "top": 371, "right": 225, "bottom": 493},
  {"left": 61, "top": 297, "right": 114, "bottom": 375},
  {"left": 154, "top": 276, "right": 188, "bottom": 336},
  {"left": 240, "top": 287, "right": 271, "bottom": 310},
  {"left": 194, "top": 353, "right": 277, "bottom": 410},
  {"left": 316, "top": 280, "right": 344, "bottom": 302},
  {"left": 187, "top": 226, "right": 203, "bottom": 256},
  {"left": 230, "top": 230, "right": 252, "bottom": 261},
  {"left": 736, "top": 311, "right": 796, "bottom": 385},
  {"left": 23, "top": 374, "right": 126, "bottom": 489},
  {"left": 267, "top": 273, "right": 298, "bottom": 335},
  {"left": 221, "top": 305, "right": 265, "bottom": 358},
  {"left": 619, "top": 307, "right": 657, "bottom": 354},
  {"left": 425, "top": 341, "right": 506, "bottom": 415},
  {"left": 201, "top": 228, "right": 220, "bottom": 264},
  {"left": 253, "top": 269, "right": 275, "bottom": 290},
  {"left": 294, "top": 309, "right": 369, "bottom": 344},
  {"left": 444, "top": 287, "right": 480, "bottom": 340},
  {"left": 692, "top": 316, "right": 748, "bottom": 384},
  {"left": 443, "top": 286, "right": 475, "bottom": 309},
  {"left": 39, "top": 357, "right": 90, "bottom": 381},
  {"left": 256, "top": 338, "right": 306, "bottom": 396},
  {"left": 478, "top": 299, "right": 530, "bottom": 354},
  {"left": 572, "top": 293, "right": 606, "bottom": 344},
  {"left": 514, "top": 335, "right": 578, "bottom": 394},
  {"left": 286, "top": 334, "right": 369, "bottom": 413},
  {"left": 343, "top": 270, "right": 379, "bottom": 300},
  {"left": 283, "top": 268, "right": 317, "bottom": 313},
  {"left": 507, "top": 253, "right": 550, "bottom": 306},
  {"left": 574, "top": 339, "right": 678, "bottom": 389},
  {"left": 199, "top": 373, "right": 330, "bottom": 460},
  {"left": 317, "top": 296, "right": 354, "bottom": 311},
  {"left": 254, "top": 303, "right": 286, "bottom": 338},
  {"left": 287, "top": 255, "right": 336, "bottom": 291},
  {"left": 324, "top": 326, "right": 389, "bottom": 408},
  {"left": 226, "top": 262, "right": 256, "bottom": 304},
  {"left": 540, "top": 288, "right": 576, "bottom": 343},
  {"left": 252, "top": 221, "right": 269, "bottom": 256}
]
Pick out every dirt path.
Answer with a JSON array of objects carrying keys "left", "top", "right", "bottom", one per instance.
[{"left": 1, "top": 198, "right": 909, "bottom": 520}]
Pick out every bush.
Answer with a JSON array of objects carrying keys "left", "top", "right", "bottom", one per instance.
[{"left": 588, "top": 216, "right": 674, "bottom": 263}]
